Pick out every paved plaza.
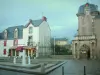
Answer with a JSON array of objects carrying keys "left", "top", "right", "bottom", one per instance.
[
  {"left": 48, "top": 59, "right": 100, "bottom": 75},
  {"left": 0, "top": 58, "right": 100, "bottom": 75}
]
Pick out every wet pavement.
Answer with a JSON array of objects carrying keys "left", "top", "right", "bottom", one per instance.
[
  {"left": 48, "top": 59, "right": 100, "bottom": 75},
  {"left": 0, "top": 59, "right": 100, "bottom": 75}
]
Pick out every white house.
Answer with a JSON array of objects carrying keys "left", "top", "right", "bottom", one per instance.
[{"left": 0, "top": 16, "right": 51, "bottom": 58}]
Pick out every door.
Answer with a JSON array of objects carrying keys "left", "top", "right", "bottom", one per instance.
[{"left": 80, "top": 44, "right": 90, "bottom": 59}]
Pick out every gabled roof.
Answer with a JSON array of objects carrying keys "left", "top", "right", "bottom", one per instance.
[
  {"left": 25, "top": 19, "right": 43, "bottom": 27},
  {"left": 0, "top": 16, "right": 47, "bottom": 40}
]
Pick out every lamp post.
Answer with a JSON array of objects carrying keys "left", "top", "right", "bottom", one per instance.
[
  {"left": 54, "top": 37, "right": 55, "bottom": 55},
  {"left": 36, "top": 42, "right": 40, "bottom": 58}
]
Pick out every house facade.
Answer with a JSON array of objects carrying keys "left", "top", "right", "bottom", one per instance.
[
  {"left": 51, "top": 38, "right": 71, "bottom": 55},
  {"left": 72, "top": 3, "right": 100, "bottom": 59},
  {"left": 0, "top": 16, "right": 51, "bottom": 58},
  {"left": 55, "top": 38, "right": 68, "bottom": 46}
]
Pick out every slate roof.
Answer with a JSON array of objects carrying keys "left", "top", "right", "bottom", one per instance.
[
  {"left": 0, "top": 25, "right": 24, "bottom": 40},
  {"left": 77, "top": 3, "right": 98, "bottom": 15},
  {"left": 7, "top": 25, "right": 24, "bottom": 40},
  {"left": 0, "top": 33, "right": 4, "bottom": 40},
  {"left": 25, "top": 19, "right": 43, "bottom": 27},
  {"left": 0, "top": 18, "right": 44, "bottom": 40}
]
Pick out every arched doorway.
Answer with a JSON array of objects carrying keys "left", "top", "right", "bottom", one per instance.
[
  {"left": 80, "top": 44, "right": 90, "bottom": 59},
  {"left": 75, "top": 43, "right": 77, "bottom": 58}
]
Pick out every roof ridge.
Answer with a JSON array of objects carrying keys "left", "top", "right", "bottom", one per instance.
[
  {"left": 7, "top": 25, "right": 24, "bottom": 29},
  {"left": 32, "top": 19, "right": 42, "bottom": 21}
]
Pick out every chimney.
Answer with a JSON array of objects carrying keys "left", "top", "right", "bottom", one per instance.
[
  {"left": 42, "top": 16, "right": 47, "bottom": 21},
  {"left": 29, "top": 19, "right": 32, "bottom": 23}
]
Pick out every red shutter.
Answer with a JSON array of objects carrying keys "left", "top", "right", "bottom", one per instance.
[
  {"left": 3, "top": 49, "right": 6, "bottom": 55},
  {"left": 4, "top": 40, "right": 6, "bottom": 46}
]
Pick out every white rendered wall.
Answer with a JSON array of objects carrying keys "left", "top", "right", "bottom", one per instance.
[
  {"left": 0, "top": 40, "right": 4, "bottom": 57},
  {"left": 39, "top": 21, "right": 51, "bottom": 56},
  {"left": 0, "top": 40, "right": 13, "bottom": 57},
  {"left": 23, "top": 23, "right": 39, "bottom": 46},
  {"left": 23, "top": 23, "right": 39, "bottom": 57}
]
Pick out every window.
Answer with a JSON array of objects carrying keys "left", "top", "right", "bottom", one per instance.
[
  {"left": 16, "top": 51, "right": 19, "bottom": 56},
  {"left": 4, "top": 30, "right": 7, "bottom": 39},
  {"left": 4, "top": 40, "right": 7, "bottom": 46},
  {"left": 75, "top": 43, "right": 77, "bottom": 49},
  {"left": 13, "top": 39, "right": 18, "bottom": 46},
  {"left": 81, "top": 17, "right": 84, "bottom": 25},
  {"left": 14, "top": 28, "right": 18, "bottom": 38},
  {"left": 28, "top": 36, "right": 33, "bottom": 42},
  {"left": 29, "top": 27, "right": 33, "bottom": 34},
  {"left": 28, "top": 36, "right": 33, "bottom": 46},
  {"left": 92, "top": 42, "right": 94, "bottom": 46},
  {"left": 3, "top": 49, "right": 6, "bottom": 55},
  {"left": 86, "top": 11, "right": 90, "bottom": 15}
]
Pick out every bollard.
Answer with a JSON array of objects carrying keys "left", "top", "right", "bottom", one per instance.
[
  {"left": 22, "top": 50, "right": 26, "bottom": 65},
  {"left": 41, "top": 63, "right": 45, "bottom": 73},
  {"left": 28, "top": 56, "right": 31, "bottom": 64},
  {"left": 13, "top": 56, "right": 16, "bottom": 64},
  {"left": 62, "top": 66, "right": 64, "bottom": 75},
  {"left": 84, "top": 66, "right": 86, "bottom": 75}
]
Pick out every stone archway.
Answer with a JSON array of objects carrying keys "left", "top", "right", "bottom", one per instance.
[{"left": 80, "top": 44, "right": 90, "bottom": 59}]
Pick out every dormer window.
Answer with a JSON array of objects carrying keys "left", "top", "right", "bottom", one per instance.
[
  {"left": 84, "top": 3, "right": 90, "bottom": 14},
  {"left": 14, "top": 28, "right": 18, "bottom": 39},
  {"left": 29, "top": 27, "right": 33, "bottom": 34},
  {"left": 4, "top": 30, "right": 7, "bottom": 39}
]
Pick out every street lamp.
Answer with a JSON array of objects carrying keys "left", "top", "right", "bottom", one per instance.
[{"left": 54, "top": 37, "right": 55, "bottom": 55}]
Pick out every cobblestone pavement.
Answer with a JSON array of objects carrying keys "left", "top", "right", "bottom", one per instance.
[{"left": 48, "top": 59, "right": 100, "bottom": 75}]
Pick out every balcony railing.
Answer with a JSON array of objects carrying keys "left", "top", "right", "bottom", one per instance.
[
  {"left": 27, "top": 42, "right": 33, "bottom": 46},
  {"left": 27, "top": 42, "right": 37, "bottom": 46}
]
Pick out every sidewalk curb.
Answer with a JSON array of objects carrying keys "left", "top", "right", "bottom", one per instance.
[
  {"left": 45, "top": 61, "right": 66, "bottom": 74},
  {"left": 0, "top": 61, "right": 66, "bottom": 75}
]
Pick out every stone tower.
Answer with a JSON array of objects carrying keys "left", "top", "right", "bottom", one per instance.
[{"left": 72, "top": 3, "right": 100, "bottom": 59}]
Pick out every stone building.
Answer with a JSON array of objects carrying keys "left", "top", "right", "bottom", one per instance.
[{"left": 72, "top": 3, "right": 100, "bottom": 59}]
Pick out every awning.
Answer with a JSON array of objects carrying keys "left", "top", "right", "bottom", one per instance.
[
  {"left": 9, "top": 46, "right": 36, "bottom": 51},
  {"left": 31, "top": 48, "right": 36, "bottom": 51},
  {"left": 23, "top": 46, "right": 36, "bottom": 50},
  {"left": 16, "top": 46, "right": 24, "bottom": 51}
]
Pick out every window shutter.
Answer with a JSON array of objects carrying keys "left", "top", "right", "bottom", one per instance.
[
  {"left": 3, "top": 49, "right": 6, "bottom": 55},
  {"left": 4, "top": 40, "right": 7, "bottom": 46}
]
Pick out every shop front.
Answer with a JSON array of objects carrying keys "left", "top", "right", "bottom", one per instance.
[{"left": 8, "top": 46, "right": 36, "bottom": 58}]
